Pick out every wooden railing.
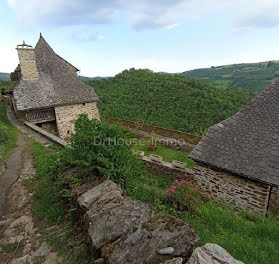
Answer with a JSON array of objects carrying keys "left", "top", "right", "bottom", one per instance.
[{"left": 26, "top": 108, "right": 55, "bottom": 123}]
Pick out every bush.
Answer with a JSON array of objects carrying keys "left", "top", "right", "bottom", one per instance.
[
  {"left": 166, "top": 179, "right": 204, "bottom": 214},
  {"left": 63, "top": 114, "right": 144, "bottom": 187}
]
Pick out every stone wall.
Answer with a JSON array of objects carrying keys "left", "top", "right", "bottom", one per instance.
[
  {"left": 140, "top": 154, "right": 273, "bottom": 215},
  {"left": 103, "top": 116, "right": 202, "bottom": 145},
  {"left": 55, "top": 102, "right": 100, "bottom": 139},
  {"left": 193, "top": 162, "right": 270, "bottom": 215},
  {"left": 269, "top": 186, "right": 279, "bottom": 213},
  {"left": 141, "top": 156, "right": 194, "bottom": 182},
  {"left": 16, "top": 48, "right": 39, "bottom": 81}
]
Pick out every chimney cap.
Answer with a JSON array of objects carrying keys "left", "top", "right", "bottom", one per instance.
[{"left": 17, "top": 40, "right": 33, "bottom": 49}]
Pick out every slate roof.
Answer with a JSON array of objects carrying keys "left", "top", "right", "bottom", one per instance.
[
  {"left": 190, "top": 80, "right": 279, "bottom": 186},
  {"left": 12, "top": 35, "right": 98, "bottom": 111}
]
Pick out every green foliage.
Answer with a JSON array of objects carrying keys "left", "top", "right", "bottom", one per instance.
[
  {"left": 0, "top": 79, "right": 11, "bottom": 94},
  {"left": 87, "top": 69, "right": 254, "bottom": 135},
  {"left": 0, "top": 102, "right": 17, "bottom": 164},
  {"left": 166, "top": 179, "right": 204, "bottom": 214},
  {"left": 63, "top": 114, "right": 144, "bottom": 187},
  {"left": 183, "top": 61, "right": 279, "bottom": 93},
  {"left": 1, "top": 242, "right": 21, "bottom": 252},
  {"left": 127, "top": 170, "right": 279, "bottom": 264},
  {"left": 30, "top": 141, "right": 65, "bottom": 223}
]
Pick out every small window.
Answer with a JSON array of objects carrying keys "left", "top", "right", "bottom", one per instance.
[
  {"left": 83, "top": 103, "right": 86, "bottom": 106},
  {"left": 67, "top": 130, "right": 70, "bottom": 134}
]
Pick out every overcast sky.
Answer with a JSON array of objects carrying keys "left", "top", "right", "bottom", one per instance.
[{"left": 1, "top": 0, "right": 279, "bottom": 77}]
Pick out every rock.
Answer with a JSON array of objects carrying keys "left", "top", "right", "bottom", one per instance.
[
  {"left": 23, "top": 242, "right": 32, "bottom": 255},
  {"left": 4, "top": 228, "right": 18, "bottom": 237},
  {"left": 32, "top": 242, "right": 51, "bottom": 257},
  {"left": 5, "top": 234, "right": 24, "bottom": 244},
  {"left": 161, "top": 258, "right": 183, "bottom": 264},
  {"left": 0, "top": 218, "right": 14, "bottom": 228},
  {"left": 187, "top": 243, "right": 244, "bottom": 264},
  {"left": 9, "top": 216, "right": 32, "bottom": 228},
  {"left": 87, "top": 196, "right": 153, "bottom": 250},
  {"left": 102, "top": 214, "right": 198, "bottom": 264},
  {"left": 9, "top": 255, "right": 32, "bottom": 264},
  {"left": 43, "top": 252, "right": 58, "bottom": 264},
  {"left": 78, "top": 180, "right": 122, "bottom": 210},
  {"left": 158, "top": 247, "right": 175, "bottom": 255},
  {"left": 25, "top": 221, "right": 35, "bottom": 235}
]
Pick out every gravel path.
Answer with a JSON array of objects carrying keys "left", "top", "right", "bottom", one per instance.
[{"left": 0, "top": 133, "right": 26, "bottom": 219}]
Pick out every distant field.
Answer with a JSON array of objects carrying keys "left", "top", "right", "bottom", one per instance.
[{"left": 182, "top": 60, "right": 279, "bottom": 93}]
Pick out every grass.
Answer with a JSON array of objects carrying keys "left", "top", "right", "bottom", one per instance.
[
  {"left": 132, "top": 142, "right": 195, "bottom": 169},
  {"left": 1, "top": 242, "right": 21, "bottom": 253},
  {"left": 28, "top": 138, "right": 279, "bottom": 264},
  {"left": 26, "top": 141, "right": 88, "bottom": 264},
  {"left": 0, "top": 102, "right": 17, "bottom": 165},
  {"left": 126, "top": 171, "right": 279, "bottom": 264}
]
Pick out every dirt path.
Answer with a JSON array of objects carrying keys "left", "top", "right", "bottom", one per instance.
[{"left": 0, "top": 133, "right": 26, "bottom": 219}]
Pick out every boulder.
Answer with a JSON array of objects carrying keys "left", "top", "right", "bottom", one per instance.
[
  {"left": 102, "top": 214, "right": 199, "bottom": 264},
  {"left": 87, "top": 196, "right": 153, "bottom": 250},
  {"left": 77, "top": 180, "right": 122, "bottom": 210},
  {"left": 187, "top": 243, "right": 244, "bottom": 264}
]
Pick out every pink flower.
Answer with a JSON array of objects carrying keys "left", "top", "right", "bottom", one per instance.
[
  {"left": 170, "top": 185, "right": 176, "bottom": 192},
  {"left": 179, "top": 179, "right": 186, "bottom": 186}
]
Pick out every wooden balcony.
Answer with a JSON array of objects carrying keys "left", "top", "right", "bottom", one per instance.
[{"left": 26, "top": 108, "right": 56, "bottom": 124}]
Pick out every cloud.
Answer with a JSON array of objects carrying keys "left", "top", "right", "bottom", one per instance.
[
  {"left": 5, "top": 0, "right": 222, "bottom": 30},
  {"left": 6, "top": 0, "right": 279, "bottom": 32},
  {"left": 70, "top": 26, "right": 105, "bottom": 42},
  {"left": 234, "top": 0, "right": 279, "bottom": 30},
  {"left": 166, "top": 23, "right": 180, "bottom": 30}
]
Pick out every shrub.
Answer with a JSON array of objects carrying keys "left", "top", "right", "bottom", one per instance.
[
  {"left": 166, "top": 179, "right": 204, "bottom": 214},
  {"left": 63, "top": 114, "right": 144, "bottom": 187}
]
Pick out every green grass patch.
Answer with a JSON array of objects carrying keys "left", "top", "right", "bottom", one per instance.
[
  {"left": 0, "top": 102, "right": 17, "bottom": 165},
  {"left": 47, "top": 234, "right": 87, "bottom": 264},
  {"left": 28, "top": 118, "right": 279, "bottom": 264},
  {"left": 132, "top": 142, "right": 195, "bottom": 169},
  {"left": 126, "top": 171, "right": 279, "bottom": 264},
  {"left": 1, "top": 242, "right": 21, "bottom": 252},
  {"left": 28, "top": 141, "right": 65, "bottom": 224}
]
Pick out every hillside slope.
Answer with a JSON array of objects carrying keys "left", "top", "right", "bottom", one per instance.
[
  {"left": 87, "top": 69, "right": 254, "bottom": 135},
  {"left": 0, "top": 80, "right": 11, "bottom": 93},
  {"left": 182, "top": 61, "right": 279, "bottom": 94},
  {"left": 0, "top": 72, "right": 10, "bottom": 81}
]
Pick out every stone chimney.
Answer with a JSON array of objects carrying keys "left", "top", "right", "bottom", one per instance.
[{"left": 16, "top": 41, "right": 39, "bottom": 81}]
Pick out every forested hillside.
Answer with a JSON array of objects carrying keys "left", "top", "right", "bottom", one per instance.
[
  {"left": 0, "top": 80, "right": 11, "bottom": 93},
  {"left": 183, "top": 61, "right": 279, "bottom": 94},
  {"left": 87, "top": 69, "right": 254, "bottom": 135},
  {"left": 0, "top": 72, "right": 10, "bottom": 81}
]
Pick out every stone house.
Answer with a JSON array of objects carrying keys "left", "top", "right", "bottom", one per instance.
[
  {"left": 8, "top": 34, "right": 100, "bottom": 139},
  {"left": 190, "top": 80, "right": 279, "bottom": 215}
]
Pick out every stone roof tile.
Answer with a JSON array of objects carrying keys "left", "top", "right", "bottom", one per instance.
[
  {"left": 12, "top": 35, "right": 98, "bottom": 110},
  {"left": 190, "top": 80, "right": 279, "bottom": 186}
]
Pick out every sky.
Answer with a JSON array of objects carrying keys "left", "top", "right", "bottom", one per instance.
[{"left": 1, "top": 0, "right": 279, "bottom": 77}]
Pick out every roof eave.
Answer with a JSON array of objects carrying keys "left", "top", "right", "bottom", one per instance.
[{"left": 17, "top": 98, "right": 99, "bottom": 112}]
